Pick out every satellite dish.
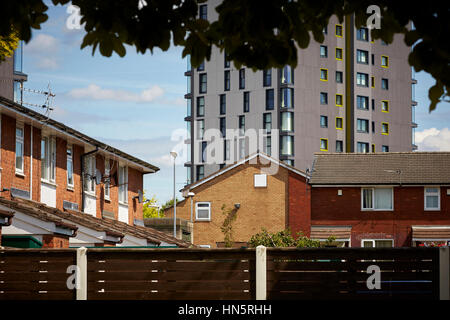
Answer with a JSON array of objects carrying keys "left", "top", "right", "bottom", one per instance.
[
  {"left": 138, "top": 190, "right": 143, "bottom": 204},
  {"left": 95, "top": 169, "right": 102, "bottom": 185}
]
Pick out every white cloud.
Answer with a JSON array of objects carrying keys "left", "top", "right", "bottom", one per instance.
[
  {"left": 26, "top": 34, "right": 59, "bottom": 53},
  {"left": 416, "top": 127, "right": 450, "bottom": 151},
  {"left": 67, "top": 84, "right": 164, "bottom": 103}
]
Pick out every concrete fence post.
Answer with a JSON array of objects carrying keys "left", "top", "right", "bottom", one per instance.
[
  {"left": 440, "top": 246, "right": 450, "bottom": 300},
  {"left": 256, "top": 245, "right": 267, "bottom": 300},
  {"left": 76, "top": 247, "right": 88, "bottom": 300}
]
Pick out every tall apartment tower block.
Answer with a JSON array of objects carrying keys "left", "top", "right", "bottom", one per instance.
[{"left": 184, "top": 0, "right": 417, "bottom": 184}]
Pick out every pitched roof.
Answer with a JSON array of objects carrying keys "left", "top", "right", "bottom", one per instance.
[
  {"left": 0, "top": 96, "right": 159, "bottom": 173},
  {"left": 309, "top": 152, "right": 450, "bottom": 185},
  {"left": 0, "top": 197, "right": 78, "bottom": 236},
  {"left": 0, "top": 197, "right": 192, "bottom": 247},
  {"left": 180, "top": 152, "right": 307, "bottom": 193}
]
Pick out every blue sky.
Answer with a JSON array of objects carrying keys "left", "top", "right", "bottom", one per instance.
[{"left": 21, "top": 3, "right": 450, "bottom": 205}]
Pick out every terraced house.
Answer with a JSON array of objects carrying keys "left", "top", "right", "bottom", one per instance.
[{"left": 0, "top": 96, "right": 190, "bottom": 248}]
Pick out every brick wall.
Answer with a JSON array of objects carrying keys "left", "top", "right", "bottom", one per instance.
[
  {"left": 288, "top": 171, "right": 311, "bottom": 237},
  {"left": 42, "top": 234, "right": 70, "bottom": 248},
  {"left": 166, "top": 162, "right": 290, "bottom": 247},
  {"left": 311, "top": 186, "right": 450, "bottom": 247},
  {"left": 128, "top": 167, "right": 143, "bottom": 223}
]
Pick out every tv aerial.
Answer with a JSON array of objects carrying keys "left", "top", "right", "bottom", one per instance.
[{"left": 21, "top": 83, "right": 56, "bottom": 118}]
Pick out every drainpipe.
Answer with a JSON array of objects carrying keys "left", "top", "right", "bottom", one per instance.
[{"left": 80, "top": 147, "right": 98, "bottom": 213}]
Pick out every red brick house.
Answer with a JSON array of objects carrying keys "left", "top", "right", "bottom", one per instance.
[
  {"left": 299, "top": 152, "right": 450, "bottom": 248},
  {"left": 0, "top": 96, "right": 191, "bottom": 248}
]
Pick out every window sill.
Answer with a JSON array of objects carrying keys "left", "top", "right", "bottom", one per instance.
[
  {"left": 83, "top": 191, "right": 96, "bottom": 198},
  {"left": 119, "top": 201, "right": 128, "bottom": 207},
  {"left": 67, "top": 187, "right": 74, "bottom": 192},
  {"left": 424, "top": 209, "right": 441, "bottom": 212},
  {"left": 105, "top": 198, "right": 111, "bottom": 203},
  {"left": 195, "top": 219, "right": 211, "bottom": 222},
  {"left": 361, "top": 209, "right": 394, "bottom": 212},
  {"left": 41, "top": 179, "right": 57, "bottom": 187},
  {"left": 15, "top": 171, "right": 25, "bottom": 178}
]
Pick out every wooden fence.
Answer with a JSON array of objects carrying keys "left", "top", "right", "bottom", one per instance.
[{"left": 0, "top": 247, "right": 448, "bottom": 300}]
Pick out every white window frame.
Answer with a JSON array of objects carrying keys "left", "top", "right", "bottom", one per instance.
[
  {"left": 195, "top": 202, "right": 211, "bottom": 221},
  {"left": 66, "top": 145, "right": 74, "bottom": 188},
  {"left": 361, "top": 187, "right": 394, "bottom": 211},
  {"left": 361, "top": 239, "right": 394, "bottom": 248},
  {"left": 118, "top": 164, "right": 128, "bottom": 204},
  {"left": 41, "top": 136, "right": 56, "bottom": 183},
  {"left": 83, "top": 155, "right": 96, "bottom": 194},
  {"left": 424, "top": 187, "right": 440, "bottom": 211},
  {"left": 104, "top": 158, "right": 110, "bottom": 200},
  {"left": 15, "top": 125, "right": 24, "bottom": 174}
]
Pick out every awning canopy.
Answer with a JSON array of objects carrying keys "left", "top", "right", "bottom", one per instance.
[
  {"left": 310, "top": 226, "right": 352, "bottom": 241},
  {"left": 412, "top": 226, "right": 450, "bottom": 241}
]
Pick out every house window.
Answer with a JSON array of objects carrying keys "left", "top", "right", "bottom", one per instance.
[
  {"left": 281, "top": 88, "right": 293, "bottom": 108},
  {"left": 335, "top": 48, "right": 343, "bottom": 60},
  {"left": 382, "top": 100, "right": 389, "bottom": 113},
  {"left": 281, "top": 65, "right": 293, "bottom": 84},
  {"left": 41, "top": 137, "right": 56, "bottom": 182},
  {"left": 239, "top": 68, "right": 245, "bottom": 89},
  {"left": 197, "top": 96, "right": 205, "bottom": 117},
  {"left": 371, "top": 76, "right": 375, "bottom": 88},
  {"left": 336, "top": 140, "right": 343, "bottom": 152},
  {"left": 320, "top": 68, "right": 328, "bottom": 81},
  {"left": 220, "top": 117, "right": 226, "bottom": 138},
  {"left": 197, "top": 120, "right": 204, "bottom": 139},
  {"left": 201, "top": 141, "right": 207, "bottom": 163},
  {"left": 266, "top": 89, "right": 274, "bottom": 110},
  {"left": 336, "top": 94, "right": 343, "bottom": 107},
  {"left": 361, "top": 188, "right": 393, "bottom": 210},
  {"left": 372, "top": 121, "right": 375, "bottom": 133},
  {"left": 264, "top": 136, "right": 272, "bottom": 156},
  {"left": 224, "top": 140, "right": 230, "bottom": 161},
  {"left": 281, "top": 136, "right": 294, "bottom": 156},
  {"left": 199, "top": 4, "right": 207, "bottom": 20},
  {"left": 381, "top": 55, "right": 389, "bottom": 68},
  {"left": 362, "top": 239, "right": 394, "bottom": 248},
  {"left": 320, "top": 139, "right": 328, "bottom": 151},
  {"left": 104, "top": 159, "right": 110, "bottom": 200},
  {"left": 356, "top": 73, "right": 369, "bottom": 87},
  {"left": 372, "top": 144, "right": 375, "bottom": 153},
  {"left": 357, "top": 96, "right": 369, "bottom": 110},
  {"left": 196, "top": 202, "right": 211, "bottom": 221},
  {"left": 381, "top": 78, "right": 389, "bottom": 90},
  {"left": 356, "top": 49, "right": 369, "bottom": 64},
  {"left": 196, "top": 165, "right": 204, "bottom": 180},
  {"left": 335, "top": 117, "right": 343, "bottom": 130},
  {"left": 197, "top": 61, "right": 205, "bottom": 71},
  {"left": 263, "top": 69, "right": 272, "bottom": 87},
  {"left": 320, "top": 115, "right": 328, "bottom": 128},
  {"left": 357, "top": 28, "right": 369, "bottom": 41},
  {"left": 371, "top": 99, "right": 375, "bottom": 110},
  {"left": 118, "top": 165, "right": 128, "bottom": 203},
  {"left": 83, "top": 155, "right": 96, "bottom": 193},
  {"left": 219, "top": 94, "right": 226, "bottom": 115},
  {"left": 382, "top": 145, "right": 389, "bottom": 152},
  {"left": 224, "top": 70, "right": 231, "bottom": 91},
  {"left": 239, "top": 138, "right": 246, "bottom": 159},
  {"left": 263, "top": 113, "right": 272, "bottom": 134},
  {"left": 67, "top": 146, "right": 74, "bottom": 188},
  {"left": 243, "top": 91, "right": 250, "bottom": 112},
  {"left": 199, "top": 73, "right": 207, "bottom": 93},
  {"left": 239, "top": 115, "right": 245, "bottom": 136},
  {"left": 281, "top": 112, "right": 294, "bottom": 132},
  {"left": 381, "top": 122, "right": 389, "bottom": 135},
  {"left": 335, "top": 71, "right": 343, "bottom": 83},
  {"left": 424, "top": 187, "right": 440, "bottom": 211},
  {"left": 320, "top": 45, "right": 328, "bottom": 58},
  {"left": 357, "top": 142, "right": 369, "bottom": 153},
  {"left": 15, "top": 126, "right": 24, "bottom": 173},
  {"left": 254, "top": 174, "right": 267, "bottom": 188},
  {"left": 357, "top": 119, "right": 369, "bottom": 133},
  {"left": 335, "top": 24, "right": 343, "bottom": 37},
  {"left": 224, "top": 51, "right": 230, "bottom": 68},
  {"left": 320, "top": 92, "right": 328, "bottom": 105},
  {"left": 371, "top": 54, "right": 375, "bottom": 65}
]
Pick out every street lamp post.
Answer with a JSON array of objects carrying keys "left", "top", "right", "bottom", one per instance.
[{"left": 170, "top": 151, "right": 178, "bottom": 238}]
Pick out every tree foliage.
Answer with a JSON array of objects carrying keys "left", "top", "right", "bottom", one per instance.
[
  {"left": 248, "top": 228, "right": 336, "bottom": 248},
  {"left": 160, "top": 198, "right": 180, "bottom": 215},
  {"left": 1, "top": 0, "right": 448, "bottom": 110},
  {"left": 0, "top": 28, "right": 19, "bottom": 61},
  {"left": 142, "top": 193, "right": 160, "bottom": 218}
]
